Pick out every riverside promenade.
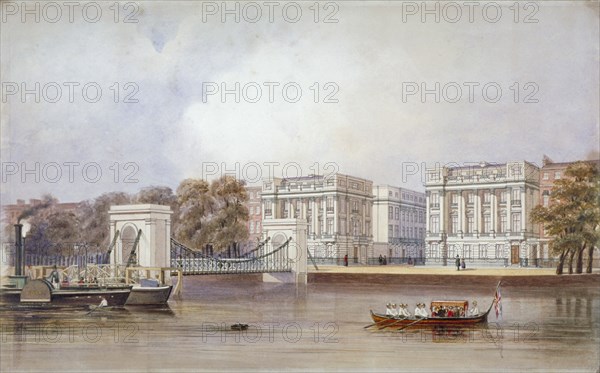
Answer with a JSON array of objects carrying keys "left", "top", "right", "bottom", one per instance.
[{"left": 307, "top": 265, "right": 600, "bottom": 286}]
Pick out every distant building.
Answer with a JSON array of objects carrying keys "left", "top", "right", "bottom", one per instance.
[
  {"left": 261, "top": 173, "right": 374, "bottom": 264},
  {"left": 372, "top": 185, "right": 426, "bottom": 263},
  {"left": 243, "top": 185, "right": 263, "bottom": 254},
  {"left": 539, "top": 156, "right": 600, "bottom": 263},
  {"left": 425, "top": 161, "right": 541, "bottom": 266},
  {"left": 3, "top": 199, "right": 79, "bottom": 225}
]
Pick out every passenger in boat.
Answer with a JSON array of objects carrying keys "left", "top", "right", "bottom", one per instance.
[
  {"left": 431, "top": 306, "right": 439, "bottom": 317},
  {"left": 438, "top": 306, "right": 447, "bottom": 317},
  {"left": 469, "top": 301, "right": 480, "bottom": 316},
  {"left": 99, "top": 297, "right": 108, "bottom": 307},
  {"left": 447, "top": 307, "right": 455, "bottom": 317},
  {"left": 78, "top": 277, "right": 85, "bottom": 284},
  {"left": 460, "top": 307, "right": 466, "bottom": 317}
]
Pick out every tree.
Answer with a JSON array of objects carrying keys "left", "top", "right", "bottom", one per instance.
[
  {"left": 531, "top": 161, "right": 599, "bottom": 274},
  {"left": 209, "top": 176, "right": 249, "bottom": 256},
  {"left": 175, "top": 178, "right": 215, "bottom": 249},
  {"left": 175, "top": 176, "right": 249, "bottom": 255},
  {"left": 76, "top": 191, "right": 133, "bottom": 248}
]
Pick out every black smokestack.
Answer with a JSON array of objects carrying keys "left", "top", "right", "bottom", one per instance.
[{"left": 14, "top": 224, "right": 24, "bottom": 276}]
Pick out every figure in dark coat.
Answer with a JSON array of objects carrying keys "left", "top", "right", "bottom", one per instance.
[{"left": 455, "top": 255, "right": 461, "bottom": 271}]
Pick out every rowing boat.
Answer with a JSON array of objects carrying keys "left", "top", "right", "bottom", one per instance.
[{"left": 369, "top": 282, "right": 499, "bottom": 329}]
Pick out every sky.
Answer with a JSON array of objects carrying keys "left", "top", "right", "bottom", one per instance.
[{"left": 1, "top": 1, "right": 598, "bottom": 206}]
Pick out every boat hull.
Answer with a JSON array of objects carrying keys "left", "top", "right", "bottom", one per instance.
[
  {"left": 126, "top": 285, "right": 173, "bottom": 305},
  {"left": 370, "top": 310, "right": 490, "bottom": 329}
]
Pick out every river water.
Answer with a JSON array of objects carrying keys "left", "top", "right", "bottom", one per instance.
[{"left": 1, "top": 277, "right": 598, "bottom": 372}]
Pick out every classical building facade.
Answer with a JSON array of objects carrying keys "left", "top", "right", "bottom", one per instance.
[
  {"left": 261, "top": 173, "right": 374, "bottom": 264},
  {"left": 425, "top": 161, "right": 541, "bottom": 266},
  {"left": 372, "top": 185, "right": 426, "bottom": 262}
]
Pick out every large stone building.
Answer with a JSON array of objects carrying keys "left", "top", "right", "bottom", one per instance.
[
  {"left": 372, "top": 185, "right": 426, "bottom": 263},
  {"left": 425, "top": 161, "right": 541, "bottom": 266},
  {"left": 260, "top": 173, "right": 374, "bottom": 264}
]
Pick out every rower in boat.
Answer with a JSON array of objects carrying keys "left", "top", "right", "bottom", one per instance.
[
  {"left": 415, "top": 303, "right": 429, "bottom": 318},
  {"left": 469, "top": 301, "right": 480, "bottom": 316},
  {"left": 399, "top": 303, "right": 411, "bottom": 318},
  {"left": 385, "top": 303, "right": 394, "bottom": 316}
]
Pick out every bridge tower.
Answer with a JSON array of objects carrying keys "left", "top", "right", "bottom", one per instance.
[
  {"left": 108, "top": 204, "right": 173, "bottom": 267},
  {"left": 261, "top": 218, "right": 308, "bottom": 284}
]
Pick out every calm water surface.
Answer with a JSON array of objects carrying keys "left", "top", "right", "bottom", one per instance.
[{"left": 1, "top": 277, "right": 598, "bottom": 372}]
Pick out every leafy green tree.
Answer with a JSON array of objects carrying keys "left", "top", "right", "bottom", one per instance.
[
  {"left": 532, "top": 161, "right": 599, "bottom": 274},
  {"left": 76, "top": 191, "right": 133, "bottom": 248},
  {"left": 175, "top": 178, "right": 215, "bottom": 249},
  {"left": 175, "top": 176, "right": 249, "bottom": 255}
]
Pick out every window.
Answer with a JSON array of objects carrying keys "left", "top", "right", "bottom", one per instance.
[
  {"left": 511, "top": 213, "right": 521, "bottom": 232},
  {"left": 340, "top": 200, "right": 346, "bottom": 213},
  {"left": 365, "top": 222, "right": 370, "bottom": 236},
  {"left": 467, "top": 215, "right": 474, "bottom": 233},
  {"left": 307, "top": 216, "right": 312, "bottom": 235},
  {"left": 543, "top": 195, "right": 549, "bottom": 207},
  {"left": 394, "top": 225, "right": 398, "bottom": 238},
  {"left": 451, "top": 193, "right": 459, "bottom": 204},
  {"left": 402, "top": 227, "right": 406, "bottom": 237},
  {"left": 352, "top": 201, "right": 359, "bottom": 213},
  {"left": 389, "top": 191, "right": 393, "bottom": 196},
  {"left": 554, "top": 171, "right": 561, "bottom": 180},
  {"left": 512, "top": 188, "right": 521, "bottom": 201},
  {"left": 430, "top": 193, "right": 439, "bottom": 208},
  {"left": 430, "top": 215, "right": 439, "bottom": 233},
  {"left": 388, "top": 225, "right": 393, "bottom": 238},
  {"left": 500, "top": 214, "right": 507, "bottom": 233},
  {"left": 542, "top": 172, "right": 549, "bottom": 180},
  {"left": 500, "top": 191, "right": 507, "bottom": 203},
  {"left": 388, "top": 206, "right": 393, "bottom": 219},
  {"left": 365, "top": 202, "right": 370, "bottom": 217},
  {"left": 483, "top": 215, "right": 491, "bottom": 233},
  {"left": 326, "top": 197, "right": 334, "bottom": 212},
  {"left": 479, "top": 244, "right": 488, "bottom": 259},
  {"left": 353, "top": 220, "right": 359, "bottom": 236},
  {"left": 264, "top": 200, "right": 272, "bottom": 216},
  {"left": 468, "top": 193, "right": 475, "bottom": 204},
  {"left": 395, "top": 207, "right": 400, "bottom": 220},
  {"left": 326, "top": 218, "right": 333, "bottom": 235},
  {"left": 340, "top": 219, "right": 346, "bottom": 235},
  {"left": 451, "top": 215, "right": 458, "bottom": 233},
  {"left": 484, "top": 192, "right": 491, "bottom": 203},
  {"left": 464, "top": 244, "right": 471, "bottom": 259},
  {"left": 495, "top": 244, "right": 503, "bottom": 259}
]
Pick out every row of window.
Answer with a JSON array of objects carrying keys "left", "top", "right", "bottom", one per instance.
[
  {"left": 248, "top": 206, "right": 261, "bottom": 215},
  {"left": 427, "top": 243, "right": 506, "bottom": 259},
  {"left": 387, "top": 190, "right": 426, "bottom": 203},
  {"left": 306, "top": 217, "right": 370, "bottom": 237},
  {"left": 387, "top": 207, "right": 425, "bottom": 223},
  {"left": 248, "top": 221, "right": 262, "bottom": 234},
  {"left": 388, "top": 225, "right": 425, "bottom": 239},
  {"left": 542, "top": 171, "right": 561, "bottom": 180},
  {"left": 263, "top": 198, "right": 371, "bottom": 217},
  {"left": 429, "top": 213, "right": 522, "bottom": 234},
  {"left": 430, "top": 189, "right": 524, "bottom": 207}
]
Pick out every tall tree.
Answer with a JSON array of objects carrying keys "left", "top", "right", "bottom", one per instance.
[
  {"left": 175, "top": 176, "right": 249, "bottom": 255},
  {"left": 76, "top": 191, "right": 133, "bottom": 248},
  {"left": 209, "top": 176, "right": 249, "bottom": 256},
  {"left": 175, "top": 178, "right": 215, "bottom": 249},
  {"left": 531, "top": 161, "right": 599, "bottom": 274}
]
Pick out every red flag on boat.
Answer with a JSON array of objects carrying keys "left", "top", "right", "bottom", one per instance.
[{"left": 494, "top": 286, "right": 502, "bottom": 319}]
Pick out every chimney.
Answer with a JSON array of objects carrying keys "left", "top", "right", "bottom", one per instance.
[{"left": 14, "top": 224, "right": 24, "bottom": 276}]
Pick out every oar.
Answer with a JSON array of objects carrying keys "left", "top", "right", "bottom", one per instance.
[
  {"left": 364, "top": 310, "right": 398, "bottom": 329},
  {"left": 395, "top": 317, "right": 427, "bottom": 332},
  {"left": 379, "top": 317, "right": 410, "bottom": 330}
]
